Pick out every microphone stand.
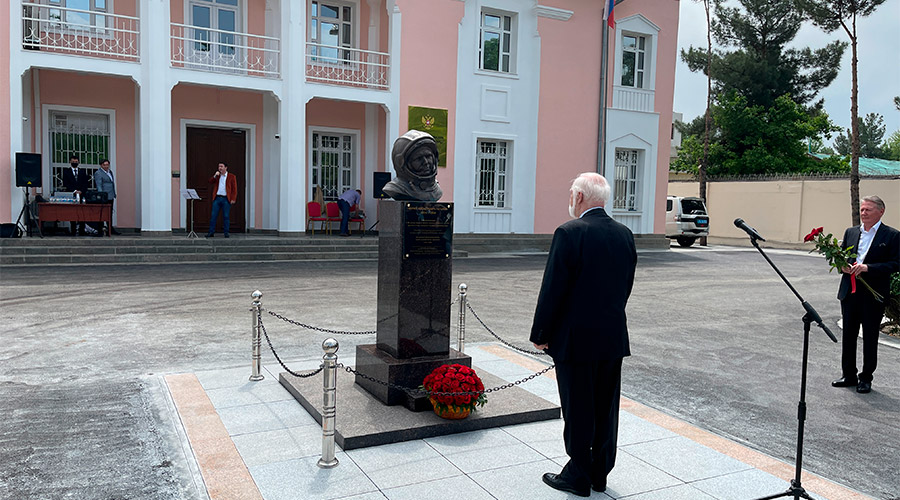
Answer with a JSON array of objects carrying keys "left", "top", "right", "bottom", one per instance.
[{"left": 747, "top": 235, "right": 837, "bottom": 500}]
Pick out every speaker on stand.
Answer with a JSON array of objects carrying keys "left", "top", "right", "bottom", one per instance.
[
  {"left": 368, "top": 171, "right": 392, "bottom": 233},
  {"left": 14, "top": 152, "right": 43, "bottom": 238}
]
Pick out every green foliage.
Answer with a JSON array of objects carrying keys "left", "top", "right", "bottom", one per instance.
[
  {"left": 682, "top": 0, "right": 846, "bottom": 109},
  {"left": 883, "top": 130, "right": 900, "bottom": 161},
  {"left": 797, "top": 0, "right": 888, "bottom": 34},
  {"left": 834, "top": 113, "right": 889, "bottom": 158}
]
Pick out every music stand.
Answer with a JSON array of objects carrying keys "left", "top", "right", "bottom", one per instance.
[
  {"left": 743, "top": 234, "right": 837, "bottom": 500},
  {"left": 181, "top": 189, "right": 202, "bottom": 239}
]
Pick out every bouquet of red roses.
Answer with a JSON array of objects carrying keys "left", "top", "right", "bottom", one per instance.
[
  {"left": 804, "top": 227, "right": 883, "bottom": 302},
  {"left": 421, "top": 364, "right": 487, "bottom": 413}
]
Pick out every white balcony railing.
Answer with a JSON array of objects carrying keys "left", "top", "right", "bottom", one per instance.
[
  {"left": 171, "top": 23, "right": 280, "bottom": 78},
  {"left": 21, "top": 2, "right": 140, "bottom": 61},
  {"left": 305, "top": 43, "right": 390, "bottom": 90},
  {"left": 612, "top": 86, "right": 655, "bottom": 113}
]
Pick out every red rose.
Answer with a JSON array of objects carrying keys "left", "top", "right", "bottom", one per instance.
[{"left": 804, "top": 227, "right": 824, "bottom": 242}]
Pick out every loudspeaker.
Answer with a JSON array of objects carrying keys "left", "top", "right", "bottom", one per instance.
[
  {"left": 373, "top": 172, "right": 391, "bottom": 199},
  {"left": 16, "top": 152, "right": 42, "bottom": 188},
  {"left": 0, "top": 223, "right": 21, "bottom": 238}
]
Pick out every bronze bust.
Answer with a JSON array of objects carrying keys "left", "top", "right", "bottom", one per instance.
[{"left": 384, "top": 130, "right": 443, "bottom": 202}]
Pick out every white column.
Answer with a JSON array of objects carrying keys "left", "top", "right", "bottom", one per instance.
[
  {"left": 277, "top": 0, "right": 306, "bottom": 234},
  {"left": 7, "top": 3, "right": 25, "bottom": 222},
  {"left": 137, "top": 0, "right": 172, "bottom": 233},
  {"left": 386, "top": 4, "right": 402, "bottom": 174}
]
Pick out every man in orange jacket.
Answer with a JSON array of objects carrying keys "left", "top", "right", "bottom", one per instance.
[{"left": 206, "top": 162, "right": 237, "bottom": 238}]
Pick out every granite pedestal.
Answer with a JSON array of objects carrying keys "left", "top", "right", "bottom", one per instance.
[{"left": 355, "top": 201, "right": 471, "bottom": 411}]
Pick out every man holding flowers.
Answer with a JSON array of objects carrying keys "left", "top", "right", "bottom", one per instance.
[
  {"left": 529, "top": 173, "right": 636, "bottom": 497},
  {"left": 831, "top": 195, "right": 899, "bottom": 394}
]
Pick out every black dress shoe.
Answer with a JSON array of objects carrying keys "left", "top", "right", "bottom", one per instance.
[
  {"left": 205, "top": 233, "right": 214, "bottom": 238},
  {"left": 111, "top": 229, "right": 121, "bottom": 235},
  {"left": 831, "top": 377, "right": 858, "bottom": 387},
  {"left": 541, "top": 473, "right": 590, "bottom": 497},
  {"left": 856, "top": 381, "right": 871, "bottom": 393},
  {"left": 592, "top": 477, "right": 607, "bottom": 492}
]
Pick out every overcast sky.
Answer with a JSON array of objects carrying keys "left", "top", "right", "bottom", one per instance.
[{"left": 673, "top": 0, "right": 900, "bottom": 146}]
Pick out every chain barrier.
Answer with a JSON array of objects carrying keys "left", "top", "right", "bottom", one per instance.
[
  {"left": 465, "top": 303, "right": 549, "bottom": 357},
  {"left": 267, "top": 310, "right": 377, "bottom": 335},
  {"left": 341, "top": 362, "right": 555, "bottom": 397},
  {"left": 258, "top": 310, "right": 324, "bottom": 378}
]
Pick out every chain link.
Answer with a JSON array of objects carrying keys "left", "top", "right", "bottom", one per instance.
[
  {"left": 267, "top": 310, "right": 377, "bottom": 335},
  {"left": 341, "top": 362, "right": 555, "bottom": 396},
  {"left": 258, "top": 310, "right": 325, "bottom": 378},
  {"left": 466, "top": 303, "right": 549, "bottom": 357}
]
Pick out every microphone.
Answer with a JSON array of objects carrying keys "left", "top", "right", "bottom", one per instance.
[{"left": 734, "top": 218, "right": 766, "bottom": 242}]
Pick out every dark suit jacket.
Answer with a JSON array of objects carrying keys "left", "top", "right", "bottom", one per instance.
[
  {"left": 838, "top": 222, "right": 900, "bottom": 301},
  {"left": 529, "top": 207, "right": 637, "bottom": 362},
  {"left": 62, "top": 167, "right": 90, "bottom": 193}
]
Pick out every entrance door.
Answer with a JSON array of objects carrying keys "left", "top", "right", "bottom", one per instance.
[{"left": 187, "top": 127, "right": 247, "bottom": 233}]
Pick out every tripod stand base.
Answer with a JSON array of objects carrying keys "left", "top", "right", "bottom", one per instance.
[{"left": 756, "top": 479, "right": 814, "bottom": 500}]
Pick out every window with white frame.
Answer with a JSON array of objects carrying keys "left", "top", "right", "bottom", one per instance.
[
  {"left": 48, "top": 111, "right": 110, "bottom": 194},
  {"left": 612, "top": 149, "right": 641, "bottom": 211},
  {"left": 620, "top": 34, "right": 647, "bottom": 88},
  {"left": 479, "top": 9, "right": 515, "bottom": 73},
  {"left": 311, "top": 132, "right": 355, "bottom": 201},
  {"left": 310, "top": 1, "right": 355, "bottom": 62},
  {"left": 475, "top": 139, "right": 510, "bottom": 208},
  {"left": 47, "top": 0, "right": 108, "bottom": 30},
  {"left": 190, "top": 0, "right": 240, "bottom": 54}
]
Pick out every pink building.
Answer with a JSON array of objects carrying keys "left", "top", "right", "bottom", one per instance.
[{"left": 2, "top": 0, "right": 679, "bottom": 236}]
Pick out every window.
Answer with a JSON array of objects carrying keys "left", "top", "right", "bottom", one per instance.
[
  {"left": 479, "top": 10, "right": 515, "bottom": 73},
  {"left": 621, "top": 34, "right": 646, "bottom": 88},
  {"left": 613, "top": 149, "right": 640, "bottom": 211},
  {"left": 310, "top": 1, "right": 355, "bottom": 62},
  {"left": 49, "top": 111, "right": 110, "bottom": 194},
  {"left": 311, "top": 132, "right": 355, "bottom": 201},
  {"left": 190, "top": 0, "right": 239, "bottom": 54},
  {"left": 48, "top": 0, "right": 108, "bottom": 30},
  {"left": 475, "top": 140, "right": 510, "bottom": 208}
]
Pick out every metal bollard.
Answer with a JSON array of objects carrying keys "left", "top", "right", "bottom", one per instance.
[
  {"left": 249, "top": 290, "right": 264, "bottom": 381},
  {"left": 457, "top": 283, "right": 467, "bottom": 353},
  {"left": 317, "top": 338, "right": 339, "bottom": 468}
]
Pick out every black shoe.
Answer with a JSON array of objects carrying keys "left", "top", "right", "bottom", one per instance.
[
  {"left": 339, "top": 233, "right": 350, "bottom": 237},
  {"left": 856, "top": 381, "right": 871, "bottom": 393},
  {"left": 541, "top": 473, "right": 589, "bottom": 497},
  {"left": 831, "top": 377, "right": 858, "bottom": 387},
  {"left": 592, "top": 477, "right": 607, "bottom": 492},
  {"left": 224, "top": 234, "right": 230, "bottom": 238},
  {"left": 205, "top": 233, "right": 214, "bottom": 238},
  {"left": 111, "top": 229, "right": 121, "bottom": 235}
]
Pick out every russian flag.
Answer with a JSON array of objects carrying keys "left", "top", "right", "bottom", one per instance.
[{"left": 603, "top": 0, "right": 616, "bottom": 28}]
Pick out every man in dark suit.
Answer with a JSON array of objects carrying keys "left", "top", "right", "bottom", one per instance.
[
  {"left": 61, "top": 154, "right": 90, "bottom": 235},
  {"left": 530, "top": 172, "right": 637, "bottom": 497},
  {"left": 832, "top": 195, "right": 900, "bottom": 394}
]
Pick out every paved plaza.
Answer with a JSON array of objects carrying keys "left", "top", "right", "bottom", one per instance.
[{"left": 0, "top": 245, "right": 897, "bottom": 499}]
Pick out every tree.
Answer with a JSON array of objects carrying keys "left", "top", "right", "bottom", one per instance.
[
  {"left": 894, "top": 96, "right": 900, "bottom": 112},
  {"left": 682, "top": 0, "right": 846, "bottom": 109},
  {"left": 884, "top": 130, "right": 900, "bottom": 161},
  {"left": 833, "top": 113, "right": 887, "bottom": 158},
  {"left": 798, "top": 0, "right": 888, "bottom": 225}
]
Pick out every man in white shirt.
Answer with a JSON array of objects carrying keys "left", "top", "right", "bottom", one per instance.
[
  {"left": 206, "top": 162, "right": 237, "bottom": 238},
  {"left": 832, "top": 196, "right": 900, "bottom": 393}
]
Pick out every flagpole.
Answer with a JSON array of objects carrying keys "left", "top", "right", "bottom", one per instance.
[{"left": 598, "top": 20, "right": 609, "bottom": 175}]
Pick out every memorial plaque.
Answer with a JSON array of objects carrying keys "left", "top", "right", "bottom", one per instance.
[{"left": 403, "top": 203, "right": 453, "bottom": 259}]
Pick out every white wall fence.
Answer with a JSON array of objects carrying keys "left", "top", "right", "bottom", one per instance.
[{"left": 668, "top": 178, "right": 900, "bottom": 244}]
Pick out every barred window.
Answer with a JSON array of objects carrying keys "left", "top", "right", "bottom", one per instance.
[
  {"left": 49, "top": 110, "right": 110, "bottom": 193},
  {"left": 476, "top": 139, "right": 509, "bottom": 208},
  {"left": 613, "top": 149, "right": 640, "bottom": 211}
]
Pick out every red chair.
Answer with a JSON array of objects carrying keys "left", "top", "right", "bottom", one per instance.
[
  {"left": 325, "top": 202, "right": 341, "bottom": 235},
  {"left": 306, "top": 202, "right": 328, "bottom": 234},
  {"left": 349, "top": 204, "right": 366, "bottom": 234}
]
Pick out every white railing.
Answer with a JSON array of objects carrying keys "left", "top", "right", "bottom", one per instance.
[
  {"left": 612, "top": 86, "right": 655, "bottom": 113},
  {"left": 21, "top": 2, "right": 140, "bottom": 61},
  {"left": 305, "top": 43, "right": 390, "bottom": 90},
  {"left": 171, "top": 23, "right": 280, "bottom": 78}
]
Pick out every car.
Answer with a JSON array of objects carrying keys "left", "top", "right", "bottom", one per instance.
[{"left": 665, "top": 195, "right": 709, "bottom": 247}]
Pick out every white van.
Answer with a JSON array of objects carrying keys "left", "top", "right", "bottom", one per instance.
[{"left": 665, "top": 196, "right": 709, "bottom": 247}]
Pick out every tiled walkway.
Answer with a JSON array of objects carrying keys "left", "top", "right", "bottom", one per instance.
[{"left": 166, "top": 344, "right": 873, "bottom": 500}]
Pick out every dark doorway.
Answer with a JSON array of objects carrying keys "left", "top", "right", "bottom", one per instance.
[{"left": 187, "top": 127, "right": 247, "bottom": 233}]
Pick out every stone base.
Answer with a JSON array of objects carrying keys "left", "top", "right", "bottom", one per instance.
[
  {"left": 280, "top": 367, "right": 560, "bottom": 450},
  {"left": 354, "top": 344, "right": 471, "bottom": 411}
]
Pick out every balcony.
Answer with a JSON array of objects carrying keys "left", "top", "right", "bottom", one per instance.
[
  {"left": 21, "top": 2, "right": 140, "bottom": 61},
  {"left": 170, "top": 24, "right": 280, "bottom": 79},
  {"left": 612, "top": 86, "right": 655, "bottom": 113},
  {"left": 305, "top": 43, "right": 390, "bottom": 90}
]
